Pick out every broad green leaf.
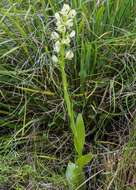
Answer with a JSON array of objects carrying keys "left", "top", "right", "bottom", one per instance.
[
  {"left": 66, "top": 162, "right": 86, "bottom": 190},
  {"left": 76, "top": 153, "right": 93, "bottom": 168},
  {"left": 74, "top": 113, "right": 85, "bottom": 156}
]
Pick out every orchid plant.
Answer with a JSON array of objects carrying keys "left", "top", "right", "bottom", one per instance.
[{"left": 51, "top": 4, "right": 93, "bottom": 190}]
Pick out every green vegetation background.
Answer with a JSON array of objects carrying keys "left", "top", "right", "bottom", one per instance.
[{"left": 0, "top": 0, "right": 136, "bottom": 189}]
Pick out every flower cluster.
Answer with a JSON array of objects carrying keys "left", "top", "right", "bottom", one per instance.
[{"left": 51, "top": 4, "right": 76, "bottom": 63}]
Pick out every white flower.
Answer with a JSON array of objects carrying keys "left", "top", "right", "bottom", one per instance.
[
  {"left": 66, "top": 19, "right": 73, "bottom": 28},
  {"left": 70, "top": 30, "right": 75, "bottom": 38},
  {"left": 56, "top": 20, "right": 62, "bottom": 26},
  {"left": 65, "top": 50, "right": 74, "bottom": 60},
  {"left": 69, "top": 9, "right": 76, "bottom": 18},
  {"left": 54, "top": 41, "right": 61, "bottom": 53},
  {"left": 62, "top": 36, "right": 70, "bottom": 45},
  {"left": 52, "top": 55, "right": 58, "bottom": 63},
  {"left": 56, "top": 24, "right": 66, "bottom": 33},
  {"left": 51, "top": 4, "right": 76, "bottom": 62},
  {"left": 51, "top": 31, "right": 59, "bottom": 40},
  {"left": 55, "top": 12, "right": 61, "bottom": 21},
  {"left": 61, "top": 4, "right": 71, "bottom": 15}
]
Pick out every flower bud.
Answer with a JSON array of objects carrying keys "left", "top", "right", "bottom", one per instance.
[
  {"left": 51, "top": 32, "right": 59, "bottom": 40},
  {"left": 61, "top": 4, "right": 71, "bottom": 15},
  {"left": 55, "top": 13, "right": 61, "bottom": 21},
  {"left": 54, "top": 41, "right": 61, "bottom": 53},
  {"left": 52, "top": 55, "right": 58, "bottom": 63},
  {"left": 70, "top": 30, "right": 75, "bottom": 38},
  {"left": 69, "top": 9, "right": 76, "bottom": 18},
  {"left": 65, "top": 50, "right": 74, "bottom": 60}
]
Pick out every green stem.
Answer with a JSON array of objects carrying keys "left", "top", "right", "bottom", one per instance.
[{"left": 59, "top": 46, "right": 76, "bottom": 136}]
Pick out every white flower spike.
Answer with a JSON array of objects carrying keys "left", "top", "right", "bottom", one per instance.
[{"left": 51, "top": 4, "right": 76, "bottom": 62}]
